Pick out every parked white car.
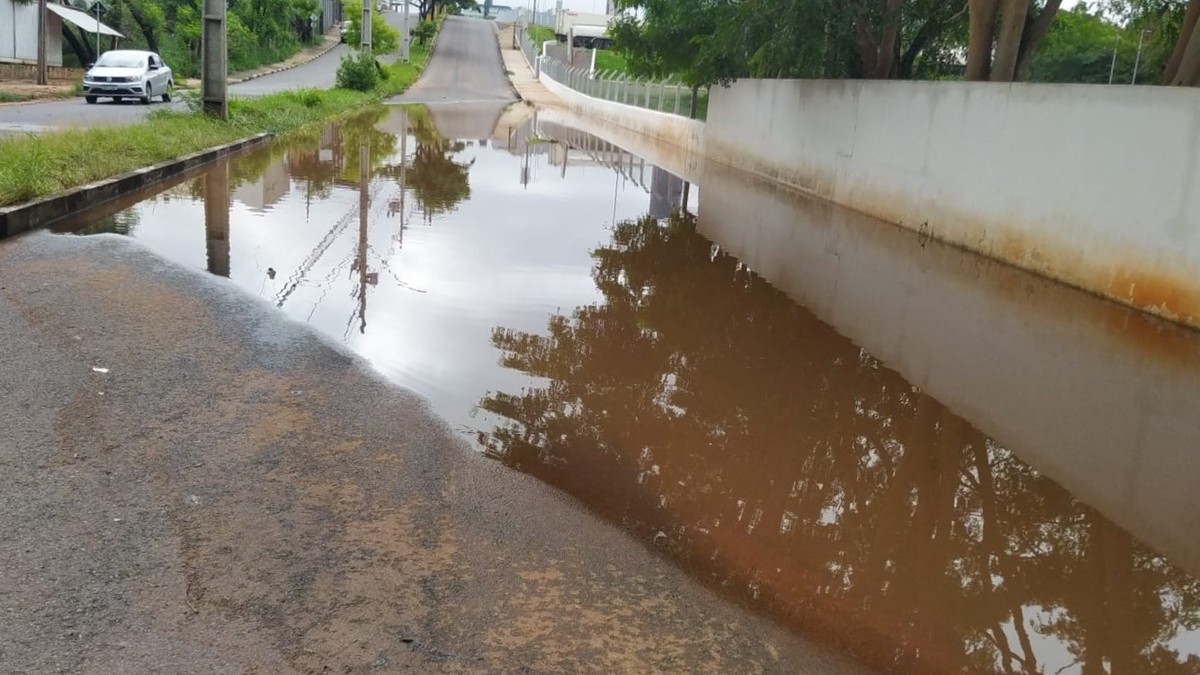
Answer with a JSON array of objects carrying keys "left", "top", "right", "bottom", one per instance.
[{"left": 82, "top": 50, "right": 174, "bottom": 105}]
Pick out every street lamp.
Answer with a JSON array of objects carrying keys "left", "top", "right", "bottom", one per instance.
[{"left": 1132, "top": 28, "right": 1152, "bottom": 84}]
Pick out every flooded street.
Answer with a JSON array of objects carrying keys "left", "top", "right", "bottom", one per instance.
[{"left": 55, "top": 104, "right": 1200, "bottom": 674}]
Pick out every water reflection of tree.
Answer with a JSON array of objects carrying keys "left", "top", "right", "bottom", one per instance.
[
  {"left": 74, "top": 209, "right": 141, "bottom": 235},
  {"left": 478, "top": 213, "right": 1200, "bottom": 675},
  {"left": 398, "top": 106, "right": 471, "bottom": 219}
]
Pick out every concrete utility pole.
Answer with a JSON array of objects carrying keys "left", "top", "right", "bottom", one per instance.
[
  {"left": 401, "top": 0, "right": 410, "bottom": 61},
  {"left": 36, "top": 0, "right": 47, "bottom": 85},
  {"left": 361, "top": 0, "right": 372, "bottom": 52},
  {"left": 201, "top": 0, "right": 227, "bottom": 119}
]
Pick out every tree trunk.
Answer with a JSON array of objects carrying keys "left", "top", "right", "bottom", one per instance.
[
  {"left": 874, "top": 0, "right": 904, "bottom": 78},
  {"left": 990, "top": 0, "right": 1030, "bottom": 81},
  {"left": 966, "top": 0, "right": 997, "bottom": 80},
  {"left": 1164, "top": 0, "right": 1200, "bottom": 83},
  {"left": 63, "top": 24, "right": 94, "bottom": 66},
  {"left": 1170, "top": 3, "right": 1200, "bottom": 85},
  {"left": 126, "top": 1, "right": 160, "bottom": 53},
  {"left": 1012, "top": 0, "right": 1062, "bottom": 81},
  {"left": 853, "top": 16, "right": 879, "bottom": 77}
]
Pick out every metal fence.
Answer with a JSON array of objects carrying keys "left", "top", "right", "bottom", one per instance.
[{"left": 514, "top": 26, "right": 708, "bottom": 120}]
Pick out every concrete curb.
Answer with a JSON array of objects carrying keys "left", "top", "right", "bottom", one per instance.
[{"left": 0, "top": 133, "right": 272, "bottom": 239}]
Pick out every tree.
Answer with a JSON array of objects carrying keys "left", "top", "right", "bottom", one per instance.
[
  {"left": 609, "top": 0, "right": 743, "bottom": 117},
  {"left": 478, "top": 211, "right": 1200, "bottom": 674},
  {"left": 1029, "top": 5, "right": 1128, "bottom": 83},
  {"left": 341, "top": 0, "right": 401, "bottom": 55},
  {"left": 967, "top": 0, "right": 1063, "bottom": 81},
  {"left": 1105, "top": 0, "right": 1200, "bottom": 85}
]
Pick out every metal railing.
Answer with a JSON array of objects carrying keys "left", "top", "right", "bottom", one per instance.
[
  {"left": 517, "top": 25, "right": 542, "bottom": 76},
  {"left": 514, "top": 25, "right": 707, "bottom": 120}
]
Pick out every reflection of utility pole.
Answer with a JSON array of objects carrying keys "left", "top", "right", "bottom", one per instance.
[
  {"left": 204, "top": 163, "right": 231, "bottom": 277},
  {"left": 355, "top": 142, "right": 373, "bottom": 333}
]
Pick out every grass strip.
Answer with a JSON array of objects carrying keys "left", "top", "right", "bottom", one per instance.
[{"left": 0, "top": 44, "right": 431, "bottom": 208}]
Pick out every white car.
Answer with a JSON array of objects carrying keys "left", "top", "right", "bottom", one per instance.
[{"left": 82, "top": 50, "right": 174, "bottom": 105}]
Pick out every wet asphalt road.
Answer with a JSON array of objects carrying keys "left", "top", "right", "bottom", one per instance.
[
  {"left": 389, "top": 16, "right": 516, "bottom": 104},
  {"left": 0, "top": 13, "right": 410, "bottom": 132},
  {"left": 0, "top": 234, "right": 873, "bottom": 673},
  {"left": 0, "top": 16, "right": 873, "bottom": 673}
]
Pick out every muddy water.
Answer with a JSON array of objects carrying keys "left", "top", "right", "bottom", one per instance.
[{"left": 59, "top": 104, "right": 1200, "bottom": 674}]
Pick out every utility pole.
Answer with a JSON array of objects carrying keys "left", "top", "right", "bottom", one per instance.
[
  {"left": 361, "top": 0, "right": 372, "bottom": 53},
  {"left": 201, "top": 0, "right": 227, "bottom": 118},
  {"left": 35, "top": 0, "right": 47, "bottom": 85},
  {"left": 401, "top": 0, "right": 410, "bottom": 61}
]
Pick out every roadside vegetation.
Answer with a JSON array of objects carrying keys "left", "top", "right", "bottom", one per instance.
[
  {"left": 593, "top": 49, "right": 628, "bottom": 74},
  {"left": 527, "top": 24, "right": 556, "bottom": 45},
  {"left": 605, "top": 0, "right": 1200, "bottom": 99},
  {"left": 0, "top": 42, "right": 431, "bottom": 208}
]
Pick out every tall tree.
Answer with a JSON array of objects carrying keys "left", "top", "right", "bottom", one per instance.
[{"left": 609, "top": 0, "right": 743, "bottom": 116}]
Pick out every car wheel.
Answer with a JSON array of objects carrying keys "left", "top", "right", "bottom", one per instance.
[
  {"left": 141, "top": 84, "right": 152, "bottom": 105},
  {"left": 85, "top": 96, "right": 96, "bottom": 104},
  {"left": 162, "top": 81, "right": 173, "bottom": 103}
]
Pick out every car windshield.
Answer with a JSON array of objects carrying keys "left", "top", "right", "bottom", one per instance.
[{"left": 95, "top": 53, "right": 146, "bottom": 69}]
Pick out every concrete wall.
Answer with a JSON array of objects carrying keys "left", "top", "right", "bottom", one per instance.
[
  {"left": 706, "top": 80, "right": 1200, "bottom": 329},
  {"left": 537, "top": 63, "right": 706, "bottom": 181},
  {"left": 1, "top": 2, "right": 63, "bottom": 67},
  {"left": 697, "top": 158, "right": 1200, "bottom": 577}
]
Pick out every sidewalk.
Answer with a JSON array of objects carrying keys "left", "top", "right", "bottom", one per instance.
[{"left": 494, "top": 23, "right": 562, "bottom": 108}]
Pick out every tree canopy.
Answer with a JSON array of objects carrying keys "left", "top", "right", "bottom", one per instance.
[{"left": 605, "top": 0, "right": 1200, "bottom": 86}]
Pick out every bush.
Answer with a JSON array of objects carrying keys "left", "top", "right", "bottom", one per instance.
[
  {"left": 336, "top": 51, "right": 381, "bottom": 91},
  {"left": 414, "top": 19, "right": 437, "bottom": 46},
  {"left": 341, "top": 0, "right": 400, "bottom": 55}
]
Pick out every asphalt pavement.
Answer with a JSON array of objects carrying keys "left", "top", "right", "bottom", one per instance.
[
  {"left": 0, "top": 12, "right": 411, "bottom": 132},
  {"left": 389, "top": 15, "right": 517, "bottom": 104},
  {"left": 0, "top": 17, "right": 873, "bottom": 672}
]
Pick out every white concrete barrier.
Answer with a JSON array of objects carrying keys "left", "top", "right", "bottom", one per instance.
[
  {"left": 698, "top": 160, "right": 1200, "bottom": 576},
  {"left": 706, "top": 80, "right": 1200, "bottom": 329},
  {"left": 537, "top": 66, "right": 707, "bottom": 174}
]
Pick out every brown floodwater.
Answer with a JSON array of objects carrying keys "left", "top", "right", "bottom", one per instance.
[{"left": 57, "top": 103, "right": 1200, "bottom": 674}]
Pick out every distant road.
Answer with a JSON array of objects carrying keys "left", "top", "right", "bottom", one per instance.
[
  {"left": 390, "top": 15, "right": 516, "bottom": 104},
  {"left": 0, "top": 11, "right": 411, "bottom": 133}
]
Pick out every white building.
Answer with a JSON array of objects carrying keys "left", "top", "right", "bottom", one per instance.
[{"left": 1, "top": 0, "right": 122, "bottom": 67}]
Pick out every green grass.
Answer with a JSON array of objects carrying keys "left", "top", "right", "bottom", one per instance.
[
  {"left": 593, "top": 50, "right": 628, "bottom": 75},
  {"left": 0, "top": 44, "right": 431, "bottom": 208},
  {"left": 527, "top": 24, "right": 556, "bottom": 45},
  {"left": 0, "top": 91, "right": 30, "bottom": 103}
]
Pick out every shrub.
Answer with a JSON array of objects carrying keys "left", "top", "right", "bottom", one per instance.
[
  {"left": 414, "top": 19, "right": 436, "bottom": 46},
  {"left": 336, "top": 51, "right": 381, "bottom": 91}
]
